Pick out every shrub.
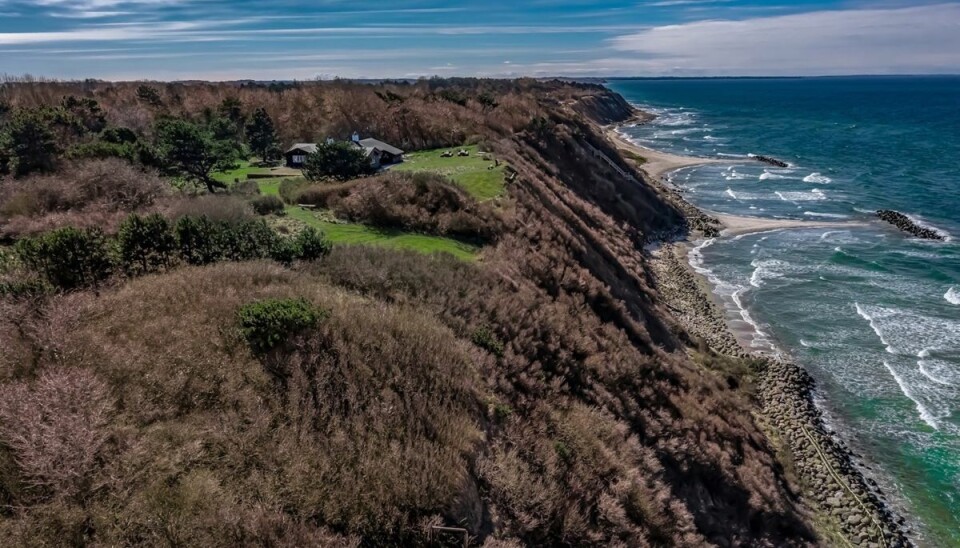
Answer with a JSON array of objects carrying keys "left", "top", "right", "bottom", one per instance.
[
  {"left": 174, "top": 215, "right": 326, "bottom": 267},
  {"left": 471, "top": 325, "right": 504, "bottom": 357},
  {"left": 169, "top": 194, "right": 252, "bottom": 224},
  {"left": 15, "top": 227, "right": 113, "bottom": 289},
  {"left": 237, "top": 297, "right": 323, "bottom": 355},
  {"left": 0, "top": 158, "right": 168, "bottom": 221},
  {"left": 251, "top": 195, "right": 284, "bottom": 216},
  {"left": 231, "top": 180, "right": 260, "bottom": 196},
  {"left": 329, "top": 172, "right": 501, "bottom": 242},
  {"left": 116, "top": 213, "right": 177, "bottom": 275},
  {"left": 174, "top": 215, "right": 223, "bottom": 266},
  {"left": 291, "top": 226, "right": 331, "bottom": 262},
  {"left": 278, "top": 178, "right": 311, "bottom": 204},
  {"left": 287, "top": 181, "right": 357, "bottom": 208},
  {"left": 0, "top": 368, "right": 114, "bottom": 503},
  {"left": 220, "top": 219, "right": 281, "bottom": 261}
]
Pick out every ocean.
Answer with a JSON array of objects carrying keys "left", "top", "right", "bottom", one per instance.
[{"left": 607, "top": 76, "right": 960, "bottom": 546}]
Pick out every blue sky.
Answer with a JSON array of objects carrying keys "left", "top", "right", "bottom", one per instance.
[{"left": 0, "top": 0, "right": 958, "bottom": 80}]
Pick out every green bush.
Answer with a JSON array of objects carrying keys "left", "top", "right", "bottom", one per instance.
[
  {"left": 174, "top": 215, "right": 224, "bottom": 266},
  {"left": 174, "top": 215, "right": 327, "bottom": 266},
  {"left": 116, "top": 214, "right": 177, "bottom": 275},
  {"left": 15, "top": 227, "right": 113, "bottom": 289},
  {"left": 250, "top": 195, "right": 284, "bottom": 216},
  {"left": 471, "top": 325, "right": 504, "bottom": 357},
  {"left": 292, "top": 226, "right": 332, "bottom": 261},
  {"left": 220, "top": 219, "right": 280, "bottom": 261},
  {"left": 237, "top": 297, "right": 324, "bottom": 355}
]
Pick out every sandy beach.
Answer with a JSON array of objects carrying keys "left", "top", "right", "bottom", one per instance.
[
  {"left": 606, "top": 126, "right": 871, "bottom": 237},
  {"left": 606, "top": 127, "right": 730, "bottom": 180},
  {"left": 711, "top": 211, "right": 870, "bottom": 236}
]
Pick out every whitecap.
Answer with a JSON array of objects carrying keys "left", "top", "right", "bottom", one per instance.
[
  {"left": 855, "top": 303, "right": 897, "bottom": 354},
  {"left": 725, "top": 188, "right": 738, "bottom": 200},
  {"left": 804, "top": 211, "right": 849, "bottom": 219},
  {"left": 776, "top": 189, "right": 827, "bottom": 202},
  {"left": 883, "top": 361, "right": 940, "bottom": 430},
  {"left": 918, "top": 360, "right": 954, "bottom": 386},
  {"left": 946, "top": 287, "right": 960, "bottom": 305},
  {"left": 759, "top": 171, "right": 788, "bottom": 181},
  {"left": 749, "top": 258, "right": 789, "bottom": 288},
  {"left": 803, "top": 172, "right": 833, "bottom": 184},
  {"left": 905, "top": 213, "right": 953, "bottom": 242}
]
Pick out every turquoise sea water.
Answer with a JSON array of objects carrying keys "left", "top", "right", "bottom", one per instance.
[{"left": 608, "top": 77, "right": 960, "bottom": 546}]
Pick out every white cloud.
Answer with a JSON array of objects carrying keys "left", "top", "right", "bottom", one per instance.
[{"left": 608, "top": 3, "right": 960, "bottom": 75}]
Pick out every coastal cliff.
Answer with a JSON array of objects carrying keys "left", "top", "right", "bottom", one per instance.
[
  {"left": 588, "top": 94, "right": 914, "bottom": 547},
  {"left": 0, "top": 79, "right": 906, "bottom": 546}
]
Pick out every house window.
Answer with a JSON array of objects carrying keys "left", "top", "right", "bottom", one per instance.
[{"left": 292, "top": 154, "right": 305, "bottom": 164}]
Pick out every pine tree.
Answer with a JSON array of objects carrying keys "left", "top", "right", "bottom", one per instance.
[{"left": 245, "top": 107, "right": 279, "bottom": 163}]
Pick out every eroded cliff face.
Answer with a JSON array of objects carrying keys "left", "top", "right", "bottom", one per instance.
[
  {"left": 466, "top": 94, "right": 818, "bottom": 545},
  {"left": 570, "top": 86, "right": 648, "bottom": 125}
]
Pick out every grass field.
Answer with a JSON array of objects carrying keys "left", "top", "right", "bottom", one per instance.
[
  {"left": 393, "top": 145, "right": 505, "bottom": 201},
  {"left": 284, "top": 206, "right": 478, "bottom": 261},
  {"left": 213, "top": 160, "right": 302, "bottom": 193}
]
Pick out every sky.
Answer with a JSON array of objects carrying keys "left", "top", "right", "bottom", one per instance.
[{"left": 0, "top": 0, "right": 958, "bottom": 80}]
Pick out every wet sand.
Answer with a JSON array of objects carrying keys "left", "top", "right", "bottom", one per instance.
[
  {"left": 712, "top": 212, "right": 870, "bottom": 236},
  {"left": 606, "top": 127, "right": 730, "bottom": 180}
]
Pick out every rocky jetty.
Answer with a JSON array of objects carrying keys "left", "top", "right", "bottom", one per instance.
[
  {"left": 753, "top": 154, "right": 790, "bottom": 168},
  {"left": 649, "top": 244, "right": 914, "bottom": 548},
  {"left": 877, "top": 210, "right": 945, "bottom": 241}
]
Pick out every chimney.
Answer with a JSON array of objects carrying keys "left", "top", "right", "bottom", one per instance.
[{"left": 351, "top": 132, "right": 360, "bottom": 143}]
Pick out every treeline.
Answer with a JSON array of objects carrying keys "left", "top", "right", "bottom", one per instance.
[
  {"left": 0, "top": 91, "right": 285, "bottom": 193},
  {"left": 0, "top": 78, "right": 603, "bottom": 172}
]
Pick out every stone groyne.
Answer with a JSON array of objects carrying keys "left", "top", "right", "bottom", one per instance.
[
  {"left": 877, "top": 210, "right": 945, "bottom": 241},
  {"left": 753, "top": 154, "right": 790, "bottom": 168}
]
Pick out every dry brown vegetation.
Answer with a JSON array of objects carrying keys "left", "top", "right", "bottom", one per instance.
[
  {"left": 305, "top": 171, "right": 503, "bottom": 242},
  {"left": 0, "top": 158, "right": 168, "bottom": 238},
  {"left": 0, "top": 78, "right": 818, "bottom": 546}
]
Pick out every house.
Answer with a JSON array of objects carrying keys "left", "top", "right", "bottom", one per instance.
[
  {"left": 284, "top": 135, "right": 404, "bottom": 170},
  {"left": 350, "top": 133, "right": 405, "bottom": 167},
  {"left": 284, "top": 143, "right": 317, "bottom": 168}
]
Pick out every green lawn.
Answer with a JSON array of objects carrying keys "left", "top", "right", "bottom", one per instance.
[
  {"left": 284, "top": 207, "right": 478, "bottom": 261},
  {"left": 394, "top": 145, "right": 505, "bottom": 201},
  {"left": 212, "top": 160, "right": 258, "bottom": 185},
  {"left": 213, "top": 160, "right": 302, "bottom": 191}
]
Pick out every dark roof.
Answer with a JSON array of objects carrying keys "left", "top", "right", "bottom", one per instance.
[
  {"left": 285, "top": 143, "right": 317, "bottom": 154},
  {"left": 357, "top": 138, "right": 403, "bottom": 156}
]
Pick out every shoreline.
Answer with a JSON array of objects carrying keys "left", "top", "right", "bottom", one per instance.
[
  {"left": 606, "top": 125, "right": 874, "bottom": 237},
  {"left": 608, "top": 112, "right": 914, "bottom": 547}
]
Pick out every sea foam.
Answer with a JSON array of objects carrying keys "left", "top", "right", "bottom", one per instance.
[
  {"left": 946, "top": 287, "right": 960, "bottom": 305},
  {"left": 883, "top": 361, "right": 940, "bottom": 430},
  {"left": 803, "top": 172, "right": 833, "bottom": 184}
]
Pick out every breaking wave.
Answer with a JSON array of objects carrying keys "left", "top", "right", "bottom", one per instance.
[
  {"left": 803, "top": 172, "right": 833, "bottom": 184},
  {"left": 946, "top": 287, "right": 960, "bottom": 305}
]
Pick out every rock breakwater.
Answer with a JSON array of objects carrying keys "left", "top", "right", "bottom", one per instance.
[
  {"left": 753, "top": 154, "right": 790, "bottom": 168},
  {"left": 877, "top": 210, "right": 945, "bottom": 241},
  {"left": 649, "top": 244, "right": 913, "bottom": 547}
]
